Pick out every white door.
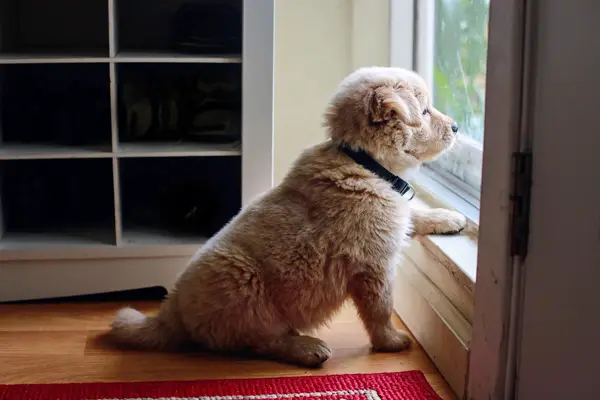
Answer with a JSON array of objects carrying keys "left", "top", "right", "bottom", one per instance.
[
  {"left": 513, "top": 0, "right": 600, "bottom": 398},
  {"left": 469, "top": 0, "right": 600, "bottom": 398}
]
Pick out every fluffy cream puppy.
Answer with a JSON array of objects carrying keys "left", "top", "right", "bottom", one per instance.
[{"left": 109, "top": 66, "right": 466, "bottom": 367}]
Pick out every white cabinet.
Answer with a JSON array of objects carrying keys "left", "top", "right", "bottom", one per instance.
[{"left": 0, "top": 0, "right": 274, "bottom": 302}]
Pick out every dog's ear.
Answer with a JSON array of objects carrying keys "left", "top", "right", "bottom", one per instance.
[{"left": 366, "top": 85, "right": 421, "bottom": 127}]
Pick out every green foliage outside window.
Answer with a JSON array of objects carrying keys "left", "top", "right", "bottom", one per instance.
[{"left": 433, "top": 0, "right": 489, "bottom": 143}]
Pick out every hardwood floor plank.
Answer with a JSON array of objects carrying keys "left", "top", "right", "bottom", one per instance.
[
  {"left": 0, "top": 331, "right": 88, "bottom": 356},
  {"left": 0, "top": 301, "right": 157, "bottom": 332},
  {"left": 0, "top": 301, "right": 456, "bottom": 399}
]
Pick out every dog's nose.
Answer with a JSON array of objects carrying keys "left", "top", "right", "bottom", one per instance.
[{"left": 451, "top": 123, "right": 459, "bottom": 133}]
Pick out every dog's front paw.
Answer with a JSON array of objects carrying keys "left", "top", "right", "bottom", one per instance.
[
  {"left": 372, "top": 328, "right": 411, "bottom": 352},
  {"left": 428, "top": 209, "right": 467, "bottom": 235}
]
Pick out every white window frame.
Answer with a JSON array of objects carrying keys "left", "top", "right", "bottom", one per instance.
[{"left": 390, "top": 0, "right": 484, "bottom": 225}]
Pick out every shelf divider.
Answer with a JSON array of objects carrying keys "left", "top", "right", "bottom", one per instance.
[
  {"left": 109, "top": 62, "right": 119, "bottom": 153},
  {"left": 112, "top": 157, "right": 123, "bottom": 245},
  {"left": 108, "top": 0, "right": 118, "bottom": 58},
  {"left": 109, "top": 61, "right": 122, "bottom": 245}
]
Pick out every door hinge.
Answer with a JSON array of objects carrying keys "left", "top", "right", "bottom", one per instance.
[{"left": 510, "top": 152, "right": 533, "bottom": 257}]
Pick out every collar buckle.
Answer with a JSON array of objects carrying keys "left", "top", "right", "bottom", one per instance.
[{"left": 339, "top": 144, "right": 415, "bottom": 201}]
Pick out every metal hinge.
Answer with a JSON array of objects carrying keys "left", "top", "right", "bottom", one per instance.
[{"left": 510, "top": 152, "right": 533, "bottom": 257}]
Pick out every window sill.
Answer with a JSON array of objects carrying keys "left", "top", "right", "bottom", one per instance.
[{"left": 409, "top": 183, "right": 478, "bottom": 285}]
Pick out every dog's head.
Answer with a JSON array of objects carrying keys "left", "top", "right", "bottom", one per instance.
[{"left": 324, "top": 67, "right": 458, "bottom": 171}]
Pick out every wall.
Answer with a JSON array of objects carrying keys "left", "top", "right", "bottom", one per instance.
[{"left": 273, "top": 0, "right": 390, "bottom": 183}]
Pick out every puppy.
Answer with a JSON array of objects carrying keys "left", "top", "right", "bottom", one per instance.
[{"left": 109, "top": 66, "right": 466, "bottom": 367}]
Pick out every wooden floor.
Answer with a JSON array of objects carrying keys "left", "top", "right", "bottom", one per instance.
[{"left": 0, "top": 300, "right": 455, "bottom": 399}]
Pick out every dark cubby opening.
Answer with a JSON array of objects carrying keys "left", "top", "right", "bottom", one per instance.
[
  {"left": 0, "top": 64, "right": 112, "bottom": 149},
  {"left": 117, "top": 0, "right": 242, "bottom": 55},
  {"left": 0, "top": 159, "right": 116, "bottom": 245},
  {"left": 117, "top": 63, "right": 241, "bottom": 145},
  {"left": 0, "top": 0, "right": 109, "bottom": 56},
  {"left": 119, "top": 156, "right": 241, "bottom": 244}
]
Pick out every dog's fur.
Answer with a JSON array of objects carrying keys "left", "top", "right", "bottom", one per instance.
[{"left": 109, "top": 67, "right": 467, "bottom": 367}]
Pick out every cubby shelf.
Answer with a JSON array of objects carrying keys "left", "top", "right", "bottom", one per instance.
[
  {"left": 0, "top": 0, "right": 246, "bottom": 256},
  {"left": 117, "top": 142, "right": 241, "bottom": 158},
  {"left": 0, "top": 54, "right": 242, "bottom": 65},
  {"left": 1, "top": 231, "right": 117, "bottom": 251},
  {"left": 0, "top": 142, "right": 241, "bottom": 160},
  {"left": 115, "top": 52, "right": 242, "bottom": 64},
  {"left": 0, "top": 145, "right": 112, "bottom": 160},
  {"left": 0, "top": 54, "right": 111, "bottom": 65}
]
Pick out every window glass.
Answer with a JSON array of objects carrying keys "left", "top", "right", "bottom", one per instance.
[{"left": 433, "top": 0, "right": 489, "bottom": 144}]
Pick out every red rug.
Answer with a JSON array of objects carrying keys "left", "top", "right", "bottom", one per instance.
[{"left": 0, "top": 371, "right": 441, "bottom": 400}]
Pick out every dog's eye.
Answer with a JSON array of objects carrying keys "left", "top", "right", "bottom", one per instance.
[{"left": 423, "top": 107, "right": 429, "bottom": 116}]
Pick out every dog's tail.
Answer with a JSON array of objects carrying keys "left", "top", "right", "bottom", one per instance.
[{"left": 109, "top": 301, "right": 186, "bottom": 351}]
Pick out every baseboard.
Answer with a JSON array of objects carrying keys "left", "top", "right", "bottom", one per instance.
[{"left": 0, "top": 256, "right": 189, "bottom": 302}]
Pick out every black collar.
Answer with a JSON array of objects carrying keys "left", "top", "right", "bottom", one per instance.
[{"left": 339, "top": 145, "right": 415, "bottom": 200}]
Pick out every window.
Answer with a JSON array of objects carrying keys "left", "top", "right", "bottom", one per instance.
[{"left": 391, "top": 0, "right": 490, "bottom": 217}]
